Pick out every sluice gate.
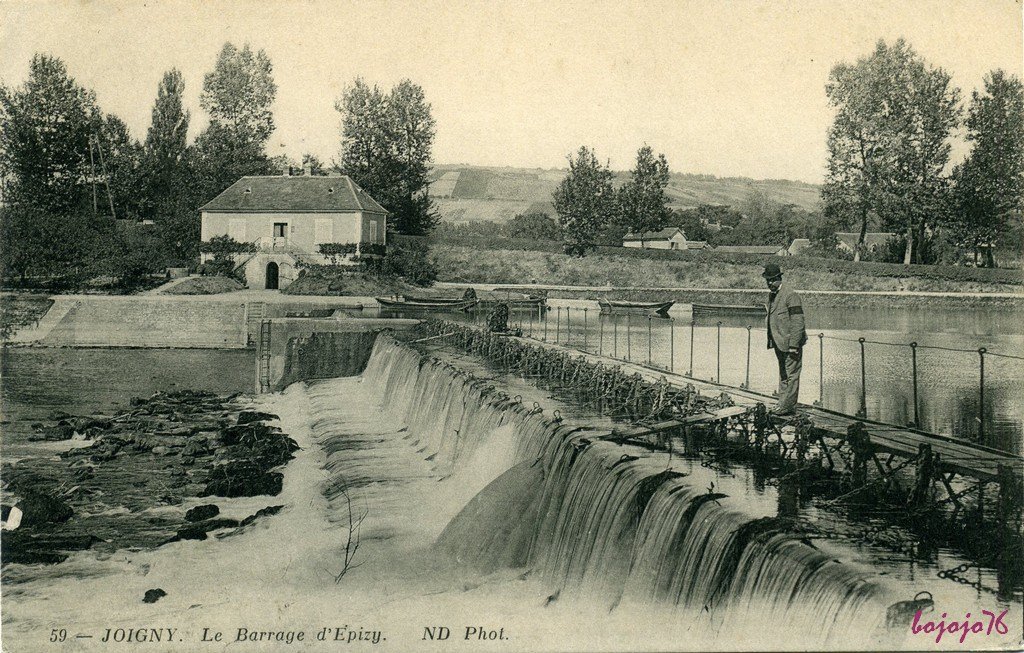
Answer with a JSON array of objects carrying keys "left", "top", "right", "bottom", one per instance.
[{"left": 417, "top": 319, "right": 1024, "bottom": 598}]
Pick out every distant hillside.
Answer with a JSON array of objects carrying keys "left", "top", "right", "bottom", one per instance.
[{"left": 427, "top": 164, "right": 822, "bottom": 223}]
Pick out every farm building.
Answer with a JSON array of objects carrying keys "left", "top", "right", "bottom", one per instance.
[
  {"left": 788, "top": 238, "right": 810, "bottom": 256},
  {"left": 835, "top": 232, "right": 894, "bottom": 256},
  {"left": 200, "top": 175, "right": 387, "bottom": 290},
  {"left": 622, "top": 227, "right": 691, "bottom": 250}
]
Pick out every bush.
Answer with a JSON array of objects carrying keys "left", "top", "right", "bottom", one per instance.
[
  {"left": 362, "top": 241, "right": 438, "bottom": 286},
  {"left": 197, "top": 235, "right": 254, "bottom": 282}
]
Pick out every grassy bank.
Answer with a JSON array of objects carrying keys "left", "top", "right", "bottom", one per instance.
[{"left": 429, "top": 245, "right": 1023, "bottom": 295}]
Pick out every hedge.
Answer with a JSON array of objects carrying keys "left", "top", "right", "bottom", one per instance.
[{"left": 390, "top": 233, "right": 1023, "bottom": 286}]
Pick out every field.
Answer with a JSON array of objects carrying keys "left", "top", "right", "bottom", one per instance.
[
  {"left": 428, "top": 243, "right": 1024, "bottom": 297},
  {"left": 428, "top": 164, "right": 821, "bottom": 223}
]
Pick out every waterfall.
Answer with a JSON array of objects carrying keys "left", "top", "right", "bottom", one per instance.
[{"left": 314, "top": 335, "right": 891, "bottom": 643}]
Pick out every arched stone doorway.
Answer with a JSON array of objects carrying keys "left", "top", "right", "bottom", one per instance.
[{"left": 265, "top": 262, "right": 279, "bottom": 290}]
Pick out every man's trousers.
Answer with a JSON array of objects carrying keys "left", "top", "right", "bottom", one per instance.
[{"left": 773, "top": 347, "right": 802, "bottom": 413}]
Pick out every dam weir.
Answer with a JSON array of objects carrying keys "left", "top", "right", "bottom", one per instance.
[{"left": 296, "top": 325, "right": 1006, "bottom": 650}]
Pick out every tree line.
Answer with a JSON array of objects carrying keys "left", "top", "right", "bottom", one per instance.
[
  {"left": 0, "top": 44, "right": 437, "bottom": 288},
  {"left": 551, "top": 39, "right": 1023, "bottom": 266},
  {"left": 824, "top": 39, "right": 1022, "bottom": 266}
]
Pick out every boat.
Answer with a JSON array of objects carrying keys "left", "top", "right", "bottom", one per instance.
[
  {"left": 474, "top": 291, "right": 548, "bottom": 310},
  {"left": 375, "top": 296, "right": 477, "bottom": 311},
  {"left": 398, "top": 295, "right": 472, "bottom": 305},
  {"left": 597, "top": 299, "right": 674, "bottom": 317},
  {"left": 691, "top": 303, "right": 766, "bottom": 318}
]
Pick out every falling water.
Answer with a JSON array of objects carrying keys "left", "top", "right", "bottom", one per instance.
[{"left": 315, "top": 335, "right": 893, "bottom": 645}]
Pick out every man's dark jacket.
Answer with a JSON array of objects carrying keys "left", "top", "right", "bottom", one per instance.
[{"left": 766, "top": 284, "right": 807, "bottom": 351}]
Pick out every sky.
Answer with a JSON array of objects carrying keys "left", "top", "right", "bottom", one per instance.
[{"left": 1, "top": 0, "right": 1021, "bottom": 184}]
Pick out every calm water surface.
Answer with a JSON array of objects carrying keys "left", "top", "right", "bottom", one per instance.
[{"left": 439, "top": 302, "right": 1024, "bottom": 454}]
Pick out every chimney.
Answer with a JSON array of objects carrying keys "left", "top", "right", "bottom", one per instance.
[
  {"left": 303, "top": 163, "right": 312, "bottom": 176},
  {"left": 282, "top": 162, "right": 290, "bottom": 177}
]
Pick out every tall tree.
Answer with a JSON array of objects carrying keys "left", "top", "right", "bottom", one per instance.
[
  {"left": 949, "top": 70, "right": 1024, "bottom": 267},
  {"left": 141, "top": 68, "right": 196, "bottom": 222},
  {"left": 195, "top": 43, "right": 277, "bottom": 199},
  {"left": 145, "top": 69, "right": 190, "bottom": 165},
  {"left": 0, "top": 54, "right": 97, "bottom": 214},
  {"left": 822, "top": 39, "right": 960, "bottom": 263},
  {"left": 336, "top": 78, "right": 438, "bottom": 235},
  {"left": 552, "top": 146, "right": 615, "bottom": 255},
  {"left": 617, "top": 145, "right": 671, "bottom": 245}
]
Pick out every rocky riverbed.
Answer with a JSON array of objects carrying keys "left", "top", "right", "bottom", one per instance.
[{"left": 1, "top": 390, "right": 298, "bottom": 569}]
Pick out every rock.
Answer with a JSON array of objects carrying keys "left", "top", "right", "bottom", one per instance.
[
  {"left": 17, "top": 492, "right": 73, "bottom": 526},
  {"left": 174, "top": 526, "right": 208, "bottom": 541},
  {"left": 197, "top": 517, "right": 240, "bottom": 532},
  {"left": 1, "top": 532, "right": 99, "bottom": 565},
  {"left": 240, "top": 505, "right": 284, "bottom": 526},
  {"left": 29, "top": 423, "right": 75, "bottom": 441},
  {"left": 180, "top": 439, "right": 210, "bottom": 458},
  {"left": 236, "top": 411, "right": 276, "bottom": 425},
  {"left": 2, "top": 505, "right": 23, "bottom": 530},
  {"left": 185, "top": 504, "right": 220, "bottom": 522},
  {"left": 143, "top": 589, "right": 167, "bottom": 604},
  {"left": 151, "top": 446, "right": 170, "bottom": 456},
  {"left": 201, "top": 462, "right": 283, "bottom": 498}
]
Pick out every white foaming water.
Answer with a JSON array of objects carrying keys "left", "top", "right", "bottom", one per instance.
[{"left": 308, "top": 336, "right": 904, "bottom": 648}]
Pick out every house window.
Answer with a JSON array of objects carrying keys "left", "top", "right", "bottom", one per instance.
[
  {"left": 273, "top": 223, "right": 287, "bottom": 238},
  {"left": 367, "top": 220, "right": 378, "bottom": 242}
]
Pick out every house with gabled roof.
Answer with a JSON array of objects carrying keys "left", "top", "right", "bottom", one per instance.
[
  {"left": 199, "top": 174, "right": 387, "bottom": 289},
  {"left": 622, "top": 226, "right": 690, "bottom": 250}
]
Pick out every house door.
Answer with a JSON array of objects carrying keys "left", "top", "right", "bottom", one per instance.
[{"left": 265, "top": 262, "right": 279, "bottom": 290}]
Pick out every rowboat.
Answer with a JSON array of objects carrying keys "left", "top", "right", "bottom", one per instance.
[
  {"left": 474, "top": 292, "right": 548, "bottom": 310},
  {"left": 597, "top": 299, "right": 674, "bottom": 317},
  {"left": 399, "top": 295, "right": 472, "bottom": 305},
  {"left": 691, "top": 303, "right": 766, "bottom": 318},
  {"left": 375, "top": 296, "right": 477, "bottom": 311}
]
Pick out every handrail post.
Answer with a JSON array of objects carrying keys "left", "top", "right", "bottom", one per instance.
[
  {"left": 670, "top": 317, "right": 675, "bottom": 373},
  {"left": 716, "top": 321, "right": 722, "bottom": 382},
  {"left": 910, "top": 342, "right": 919, "bottom": 427},
  {"left": 688, "top": 319, "right": 695, "bottom": 377},
  {"left": 598, "top": 311, "right": 604, "bottom": 355},
  {"left": 647, "top": 315, "right": 653, "bottom": 365},
  {"left": 613, "top": 315, "right": 618, "bottom": 358},
  {"left": 626, "top": 313, "right": 632, "bottom": 361},
  {"left": 566, "top": 306, "right": 571, "bottom": 346},
  {"left": 543, "top": 305, "right": 548, "bottom": 341},
  {"left": 978, "top": 347, "right": 987, "bottom": 443},
  {"left": 528, "top": 305, "right": 533, "bottom": 337},
  {"left": 583, "top": 307, "right": 588, "bottom": 351},
  {"left": 555, "top": 306, "right": 561, "bottom": 343},
  {"left": 857, "top": 337, "right": 867, "bottom": 418},
  {"left": 816, "top": 332, "right": 824, "bottom": 406},
  {"left": 743, "top": 325, "right": 751, "bottom": 388}
]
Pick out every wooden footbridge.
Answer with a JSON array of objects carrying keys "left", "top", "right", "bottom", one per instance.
[{"left": 419, "top": 320, "right": 1024, "bottom": 540}]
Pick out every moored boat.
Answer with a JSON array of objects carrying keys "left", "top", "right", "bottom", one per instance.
[
  {"left": 597, "top": 299, "right": 674, "bottom": 317},
  {"left": 375, "top": 296, "right": 477, "bottom": 311}
]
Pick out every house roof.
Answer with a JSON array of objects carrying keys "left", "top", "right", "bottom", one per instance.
[
  {"left": 788, "top": 238, "right": 810, "bottom": 254},
  {"left": 623, "top": 227, "right": 684, "bottom": 241},
  {"left": 200, "top": 176, "right": 388, "bottom": 214},
  {"left": 835, "top": 232, "right": 894, "bottom": 250},
  {"left": 714, "top": 245, "right": 786, "bottom": 254}
]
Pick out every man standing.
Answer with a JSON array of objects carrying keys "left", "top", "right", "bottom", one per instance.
[{"left": 764, "top": 263, "right": 806, "bottom": 415}]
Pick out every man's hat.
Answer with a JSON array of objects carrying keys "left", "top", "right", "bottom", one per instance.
[{"left": 762, "top": 263, "right": 783, "bottom": 279}]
